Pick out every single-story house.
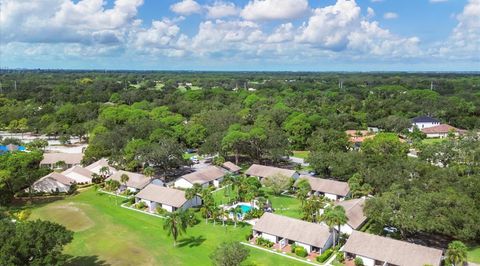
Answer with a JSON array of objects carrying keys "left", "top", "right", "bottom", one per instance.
[
  {"left": 174, "top": 166, "right": 226, "bottom": 189},
  {"left": 61, "top": 166, "right": 94, "bottom": 184},
  {"left": 31, "top": 172, "right": 75, "bottom": 193},
  {"left": 245, "top": 164, "right": 299, "bottom": 180},
  {"left": 345, "top": 130, "right": 375, "bottom": 145},
  {"left": 421, "top": 124, "right": 466, "bottom": 138},
  {"left": 222, "top": 161, "right": 241, "bottom": 174},
  {"left": 343, "top": 231, "right": 443, "bottom": 266},
  {"left": 135, "top": 184, "right": 202, "bottom": 213},
  {"left": 85, "top": 158, "right": 117, "bottom": 176},
  {"left": 106, "top": 170, "right": 152, "bottom": 192},
  {"left": 334, "top": 198, "right": 367, "bottom": 234},
  {"left": 40, "top": 153, "right": 83, "bottom": 169},
  {"left": 410, "top": 116, "right": 440, "bottom": 131},
  {"left": 253, "top": 213, "right": 333, "bottom": 254},
  {"left": 300, "top": 175, "right": 350, "bottom": 201}
]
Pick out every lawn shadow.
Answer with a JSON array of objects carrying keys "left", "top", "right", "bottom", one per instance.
[
  {"left": 65, "top": 255, "right": 110, "bottom": 266},
  {"left": 177, "top": 235, "right": 206, "bottom": 248}
]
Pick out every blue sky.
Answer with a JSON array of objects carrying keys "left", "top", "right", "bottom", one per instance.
[{"left": 0, "top": 0, "right": 479, "bottom": 71}]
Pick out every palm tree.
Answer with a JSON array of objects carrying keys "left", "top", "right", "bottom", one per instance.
[
  {"left": 446, "top": 241, "right": 468, "bottom": 266},
  {"left": 185, "top": 183, "right": 202, "bottom": 202},
  {"left": 99, "top": 166, "right": 110, "bottom": 178},
  {"left": 163, "top": 210, "right": 189, "bottom": 247},
  {"left": 301, "top": 195, "right": 325, "bottom": 223},
  {"left": 120, "top": 174, "right": 129, "bottom": 188},
  {"left": 221, "top": 208, "right": 230, "bottom": 226},
  {"left": 143, "top": 166, "right": 155, "bottom": 180},
  {"left": 295, "top": 178, "right": 311, "bottom": 206},
  {"left": 322, "top": 205, "right": 347, "bottom": 248},
  {"left": 232, "top": 206, "right": 243, "bottom": 227}
]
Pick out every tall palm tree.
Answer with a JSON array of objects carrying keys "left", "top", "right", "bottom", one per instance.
[
  {"left": 232, "top": 206, "right": 243, "bottom": 227},
  {"left": 295, "top": 178, "right": 311, "bottom": 206},
  {"left": 446, "top": 241, "right": 468, "bottom": 266},
  {"left": 120, "top": 174, "right": 129, "bottom": 188},
  {"left": 185, "top": 183, "right": 202, "bottom": 202},
  {"left": 301, "top": 195, "right": 325, "bottom": 223},
  {"left": 322, "top": 205, "right": 347, "bottom": 248},
  {"left": 221, "top": 207, "right": 230, "bottom": 226},
  {"left": 99, "top": 166, "right": 110, "bottom": 178},
  {"left": 163, "top": 210, "right": 188, "bottom": 247}
]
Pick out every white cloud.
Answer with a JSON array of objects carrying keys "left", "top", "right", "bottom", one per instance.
[
  {"left": 435, "top": 0, "right": 480, "bottom": 59},
  {"left": 205, "top": 1, "right": 239, "bottom": 19},
  {"left": 266, "top": 23, "right": 295, "bottom": 43},
  {"left": 240, "top": 0, "right": 309, "bottom": 21},
  {"left": 367, "top": 7, "right": 375, "bottom": 18},
  {"left": 383, "top": 12, "right": 398, "bottom": 19},
  {"left": 170, "top": 0, "right": 202, "bottom": 15}
]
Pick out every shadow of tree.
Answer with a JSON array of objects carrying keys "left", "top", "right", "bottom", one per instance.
[
  {"left": 65, "top": 255, "right": 110, "bottom": 266},
  {"left": 177, "top": 235, "right": 206, "bottom": 248}
]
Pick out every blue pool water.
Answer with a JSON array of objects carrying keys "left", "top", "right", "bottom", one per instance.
[{"left": 239, "top": 204, "right": 252, "bottom": 214}]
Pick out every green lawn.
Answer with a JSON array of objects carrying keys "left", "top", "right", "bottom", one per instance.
[
  {"left": 421, "top": 138, "right": 446, "bottom": 145},
  {"left": 468, "top": 246, "right": 480, "bottom": 263},
  {"left": 292, "top": 151, "right": 310, "bottom": 160},
  {"left": 29, "top": 189, "right": 307, "bottom": 266}
]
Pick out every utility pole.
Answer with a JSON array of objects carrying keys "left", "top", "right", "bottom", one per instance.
[
  {"left": 14, "top": 80, "right": 17, "bottom": 91},
  {"left": 430, "top": 81, "right": 434, "bottom": 90}
]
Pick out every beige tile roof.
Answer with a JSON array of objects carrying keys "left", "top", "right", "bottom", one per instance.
[
  {"left": 343, "top": 231, "right": 443, "bottom": 266},
  {"left": 253, "top": 213, "right": 331, "bottom": 248},
  {"left": 85, "top": 158, "right": 116, "bottom": 174},
  {"left": 334, "top": 198, "right": 367, "bottom": 229},
  {"left": 136, "top": 184, "right": 188, "bottom": 208},
  {"left": 107, "top": 170, "right": 151, "bottom": 190},
  {"left": 40, "top": 153, "right": 83, "bottom": 165},
  {"left": 62, "top": 166, "right": 94, "bottom": 179},
  {"left": 421, "top": 124, "right": 466, "bottom": 134},
  {"left": 222, "top": 161, "right": 241, "bottom": 172},
  {"left": 44, "top": 172, "right": 75, "bottom": 186},
  {"left": 181, "top": 166, "right": 226, "bottom": 185},
  {"left": 245, "top": 164, "right": 296, "bottom": 178},
  {"left": 300, "top": 176, "right": 350, "bottom": 197}
]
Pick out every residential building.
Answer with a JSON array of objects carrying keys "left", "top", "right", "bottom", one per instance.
[
  {"left": 345, "top": 130, "right": 375, "bottom": 145},
  {"left": 334, "top": 198, "right": 367, "bottom": 234},
  {"left": 343, "top": 231, "right": 443, "bottom": 266},
  {"left": 421, "top": 124, "right": 466, "bottom": 138},
  {"left": 85, "top": 158, "right": 116, "bottom": 176},
  {"left": 221, "top": 161, "right": 241, "bottom": 174},
  {"left": 31, "top": 172, "right": 75, "bottom": 193},
  {"left": 106, "top": 170, "right": 152, "bottom": 192},
  {"left": 410, "top": 116, "right": 440, "bottom": 131},
  {"left": 300, "top": 175, "right": 350, "bottom": 201},
  {"left": 135, "top": 184, "right": 201, "bottom": 213},
  {"left": 40, "top": 153, "right": 83, "bottom": 169},
  {"left": 245, "top": 164, "right": 299, "bottom": 180},
  {"left": 174, "top": 166, "right": 226, "bottom": 189},
  {"left": 252, "top": 213, "right": 333, "bottom": 254},
  {"left": 61, "top": 166, "right": 94, "bottom": 184}
]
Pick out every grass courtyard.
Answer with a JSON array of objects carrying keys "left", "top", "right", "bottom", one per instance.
[
  {"left": 28, "top": 188, "right": 307, "bottom": 266},
  {"left": 468, "top": 246, "right": 480, "bottom": 263}
]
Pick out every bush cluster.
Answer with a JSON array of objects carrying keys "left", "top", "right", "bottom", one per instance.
[{"left": 316, "top": 248, "right": 333, "bottom": 263}]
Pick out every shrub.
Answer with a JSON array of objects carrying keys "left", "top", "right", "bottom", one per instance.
[
  {"left": 136, "top": 201, "right": 147, "bottom": 209},
  {"left": 294, "top": 246, "right": 308, "bottom": 257},
  {"left": 290, "top": 243, "right": 297, "bottom": 253},
  {"left": 245, "top": 233, "right": 253, "bottom": 241},
  {"left": 255, "top": 237, "right": 274, "bottom": 248},
  {"left": 354, "top": 257, "right": 364, "bottom": 266},
  {"left": 316, "top": 248, "right": 333, "bottom": 263},
  {"left": 156, "top": 207, "right": 166, "bottom": 215},
  {"left": 336, "top": 252, "right": 345, "bottom": 263},
  {"left": 128, "top": 197, "right": 135, "bottom": 205}
]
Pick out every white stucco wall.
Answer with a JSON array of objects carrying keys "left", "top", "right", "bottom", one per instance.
[
  {"left": 356, "top": 255, "right": 375, "bottom": 266},
  {"left": 295, "top": 241, "right": 312, "bottom": 253},
  {"left": 259, "top": 232, "right": 278, "bottom": 243},
  {"left": 339, "top": 224, "right": 354, "bottom": 235},
  {"left": 213, "top": 178, "right": 223, "bottom": 188},
  {"left": 413, "top": 122, "right": 439, "bottom": 129},
  {"left": 174, "top": 178, "right": 193, "bottom": 189},
  {"left": 324, "top": 193, "right": 338, "bottom": 201}
]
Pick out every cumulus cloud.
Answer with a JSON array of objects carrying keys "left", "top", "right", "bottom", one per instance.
[
  {"left": 170, "top": 0, "right": 202, "bottom": 15},
  {"left": 383, "top": 12, "right": 398, "bottom": 19},
  {"left": 205, "top": 1, "right": 239, "bottom": 18},
  {"left": 240, "top": 0, "right": 309, "bottom": 21},
  {"left": 435, "top": 0, "right": 480, "bottom": 59}
]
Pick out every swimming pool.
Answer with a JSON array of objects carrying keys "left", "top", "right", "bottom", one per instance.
[{"left": 239, "top": 204, "right": 252, "bottom": 214}]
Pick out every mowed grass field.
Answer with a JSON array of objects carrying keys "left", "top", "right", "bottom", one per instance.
[
  {"left": 468, "top": 246, "right": 480, "bottom": 263},
  {"left": 29, "top": 189, "right": 307, "bottom": 266}
]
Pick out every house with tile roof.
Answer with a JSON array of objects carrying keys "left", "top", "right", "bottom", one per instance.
[
  {"left": 174, "top": 166, "right": 226, "bottom": 189},
  {"left": 135, "top": 184, "right": 201, "bottom": 213}
]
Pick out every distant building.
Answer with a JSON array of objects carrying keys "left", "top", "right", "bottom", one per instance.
[
  {"left": 106, "top": 170, "right": 152, "bottom": 192},
  {"left": 85, "top": 158, "right": 117, "bottom": 176},
  {"left": 40, "top": 153, "right": 83, "bottom": 169},
  {"left": 221, "top": 161, "right": 241, "bottom": 174},
  {"left": 410, "top": 116, "right": 440, "bottom": 131},
  {"left": 245, "top": 164, "right": 299, "bottom": 180},
  {"left": 421, "top": 124, "right": 466, "bottom": 138},
  {"left": 61, "top": 166, "right": 94, "bottom": 184},
  {"left": 345, "top": 130, "right": 375, "bottom": 145},
  {"left": 174, "top": 166, "right": 226, "bottom": 189},
  {"left": 299, "top": 175, "right": 350, "bottom": 201}
]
